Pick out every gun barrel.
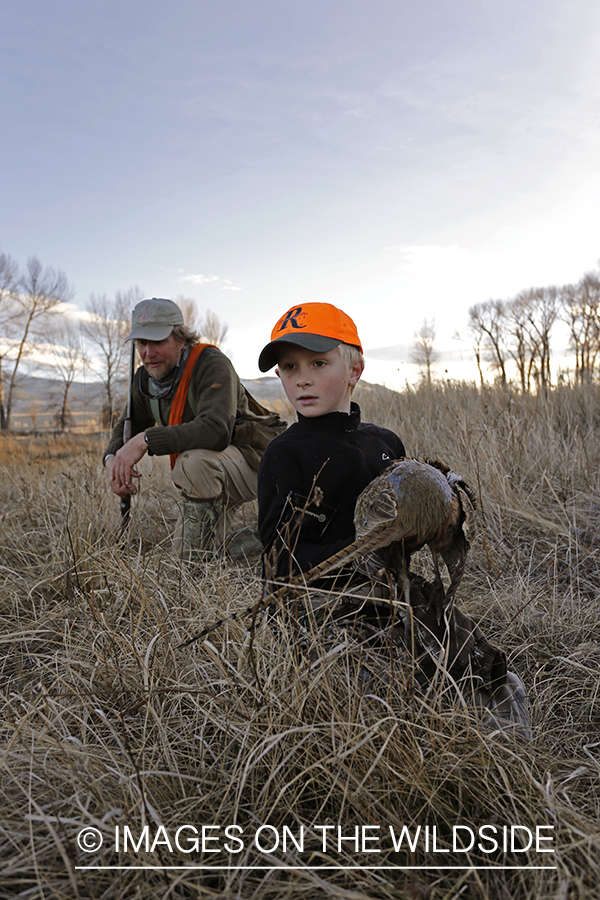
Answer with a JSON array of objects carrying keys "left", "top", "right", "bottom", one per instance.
[
  {"left": 117, "top": 325, "right": 136, "bottom": 536},
  {"left": 120, "top": 495, "right": 131, "bottom": 525}
]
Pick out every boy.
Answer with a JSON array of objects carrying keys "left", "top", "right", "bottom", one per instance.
[
  {"left": 257, "top": 302, "right": 530, "bottom": 736},
  {"left": 257, "top": 302, "right": 406, "bottom": 584}
]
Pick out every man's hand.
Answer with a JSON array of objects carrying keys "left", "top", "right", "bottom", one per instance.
[{"left": 106, "top": 432, "right": 148, "bottom": 497}]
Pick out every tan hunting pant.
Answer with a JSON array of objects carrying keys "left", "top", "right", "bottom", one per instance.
[{"left": 171, "top": 445, "right": 258, "bottom": 551}]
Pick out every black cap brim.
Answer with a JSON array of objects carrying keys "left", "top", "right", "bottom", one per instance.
[{"left": 258, "top": 334, "right": 341, "bottom": 372}]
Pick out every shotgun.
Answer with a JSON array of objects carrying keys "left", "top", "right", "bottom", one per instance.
[{"left": 118, "top": 326, "right": 137, "bottom": 535}]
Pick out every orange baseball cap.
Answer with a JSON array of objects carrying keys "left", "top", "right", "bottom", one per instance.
[{"left": 258, "top": 303, "right": 363, "bottom": 372}]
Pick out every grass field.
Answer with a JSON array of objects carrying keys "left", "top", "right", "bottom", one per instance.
[{"left": 1, "top": 380, "right": 599, "bottom": 899}]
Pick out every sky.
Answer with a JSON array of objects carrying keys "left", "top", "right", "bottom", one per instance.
[{"left": 2, "top": 0, "right": 600, "bottom": 388}]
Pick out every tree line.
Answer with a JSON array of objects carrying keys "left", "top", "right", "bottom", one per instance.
[
  {"left": 409, "top": 265, "right": 600, "bottom": 391},
  {"left": 0, "top": 249, "right": 228, "bottom": 433}
]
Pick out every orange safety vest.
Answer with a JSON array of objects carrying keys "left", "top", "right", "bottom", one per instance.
[{"left": 168, "top": 343, "right": 216, "bottom": 469}]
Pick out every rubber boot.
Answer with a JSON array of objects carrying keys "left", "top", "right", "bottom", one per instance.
[
  {"left": 224, "top": 526, "right": 263, "bottom": 565},
  {"left": 181, "top": 494, "right": 224, "bottom": 564}
]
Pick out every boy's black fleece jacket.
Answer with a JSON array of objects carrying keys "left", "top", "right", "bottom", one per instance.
[{"left": 257, "top": 402, "right": 406, "bottom": 577}]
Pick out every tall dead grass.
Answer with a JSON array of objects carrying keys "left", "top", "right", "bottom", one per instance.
[{"left": 1, "top": 383, "right": 599, "bottom": 899}]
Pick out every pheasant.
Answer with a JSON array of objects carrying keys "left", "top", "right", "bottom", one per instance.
[{"left": 353, "top": 458, "right": 477, "bottom": 622}]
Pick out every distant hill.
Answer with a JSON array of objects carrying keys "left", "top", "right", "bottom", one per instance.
[
  {"left": 8, "top": 373, "right": 291, "bottom": 432},
  {"left": 11, "top": 374, "right": 106, "bottom": 409},
  {"left": 10, "top": 374, "right": 288, "bottom": 410},
  {"left": 241, "top": 376, "right": 292, "bottom": 415},
  {"left": 7, "top": 372, "right": 396, "bottom": 433}
]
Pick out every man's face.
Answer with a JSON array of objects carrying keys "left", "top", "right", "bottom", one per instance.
[
  {"left": 275, "top": 344, "right": 363, "bottom": 418},
  {"left": 135, "top": 333, "right": 186, "bottom": 381}
]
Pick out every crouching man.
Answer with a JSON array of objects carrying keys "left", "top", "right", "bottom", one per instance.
[{"left": 104, "top": 297, "right": 283, "bottom": 560}]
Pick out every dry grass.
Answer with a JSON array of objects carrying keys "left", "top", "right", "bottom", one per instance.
[{"left": 1, "top": 382, "right": 599, "bottom": 899}]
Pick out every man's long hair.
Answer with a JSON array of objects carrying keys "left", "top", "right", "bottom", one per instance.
[{"left": 171, "top": 324, "right": 201, "bottom": 346}]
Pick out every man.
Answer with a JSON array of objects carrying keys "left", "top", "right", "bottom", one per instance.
[{"left": 104, "top": 297, "right": 283, "bottom": 559}]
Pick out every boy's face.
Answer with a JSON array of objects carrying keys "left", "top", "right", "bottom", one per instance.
[{"left": 275, "top": 344, "right": 363, "bottom": 418}]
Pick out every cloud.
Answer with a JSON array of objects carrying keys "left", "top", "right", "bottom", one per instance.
[
  {"left": 176, "top": 272, "right": 219, "bottom": 285},
  {"left": 221, "top": 279, "right": 241, "bottom": 291},
  {"left": 167, "top": 269, "right": 242, "bottom": 291},
  {"left": 364, "top": 344, "right": 410, "bottom": 361}
]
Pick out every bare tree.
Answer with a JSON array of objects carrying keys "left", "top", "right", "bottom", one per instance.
[
  {"left": 504, "top": 293, "right": 537, "bottom": 392},
  {"left": 468, "top": 300, "right": 508, "bottom": 387},
  {"left": 198, "top": 309, "right": 228, "bottom": 347},
  {"left": 50, "top": 323, "right": 86, "bottom": 432},
  {"left": 4, "top": 256, "right": 73, "bottom": 432},
  {"left": 561, "top": 272, "right": 600, "bottom": 383},
  {"left": 561, "top": 282, "right": 587, "bottom": 382},
  {"left": 410, "top": 318, "right": 438, "bottom": 384},
  {"left": 82, "top": 287, "right": 142, "bottom": 415},
  {"left": 521, "top": 286, "right": 559, "bottom": 391},
  {"left": 173, "top": 295, "right": 202, "bottom": 332},
  {"left": 0, "top": 251, "right": 20, "bottom": 430},
  {"left": 577, "top": 272, "right": 600, "bottom": 381},
  {"left": 158, "top": 296, "right": 228, "bottom": 347},
  {"left": 27, "top": 396, "right": 43, "bottom": 434}
]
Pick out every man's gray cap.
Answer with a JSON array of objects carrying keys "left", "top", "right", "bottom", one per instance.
[{"left": 126, "top": 298, "right": 184, "bottom": 342}]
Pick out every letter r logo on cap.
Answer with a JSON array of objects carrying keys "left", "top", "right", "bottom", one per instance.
[{"left": 278, "top": 307, "right": 305, "bottom": 331}]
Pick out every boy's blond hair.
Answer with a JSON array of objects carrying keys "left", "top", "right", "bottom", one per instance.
[
  {"left": 338, "top": 342, "right": 364, "bottom": 369},
  {"left": 337, "top": 342, "right": 364, "bottom": 393}
]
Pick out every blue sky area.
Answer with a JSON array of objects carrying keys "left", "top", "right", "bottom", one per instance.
[{"left": 2, "top": 0, "right": 600, "bottom": 386}]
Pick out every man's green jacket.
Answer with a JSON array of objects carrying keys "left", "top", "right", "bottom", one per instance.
[{"left": 104, "top": 346, "right": 261, "bottom": 467}]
